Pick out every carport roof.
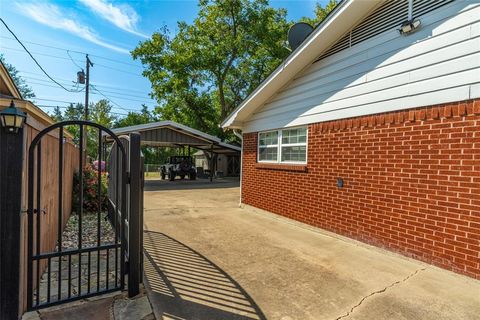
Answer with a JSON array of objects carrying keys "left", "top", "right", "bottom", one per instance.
[{"left": 109, "top": 121, "right": 241, "bottom": 155}]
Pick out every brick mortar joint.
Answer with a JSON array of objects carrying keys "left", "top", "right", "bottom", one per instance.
[{"left": 310, "top": 99, "right": 480, "bottom": 133}]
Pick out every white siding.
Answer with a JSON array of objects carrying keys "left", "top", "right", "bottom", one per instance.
[{"left": 243, "top": 1, "right": 480, "bottom": 133}]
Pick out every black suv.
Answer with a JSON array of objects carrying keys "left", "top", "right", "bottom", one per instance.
[{"left": 160, "top": 156, "right": 197, "bottom": 181}]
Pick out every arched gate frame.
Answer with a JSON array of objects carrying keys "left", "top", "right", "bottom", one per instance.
[{"left": 26, "top": 121, "right": 143, "bottom": 310}]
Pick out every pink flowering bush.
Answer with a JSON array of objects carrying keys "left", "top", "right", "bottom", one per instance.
[
  {"left": 93, "top": 160, "right": 106, "bottom": 172},
  {"left": 73, "top": 163, "right": 108, "bottom": 214}
]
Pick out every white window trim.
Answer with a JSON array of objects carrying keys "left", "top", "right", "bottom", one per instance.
[{"left": 257, "top": 126, "right": 308, "bottom": 165}]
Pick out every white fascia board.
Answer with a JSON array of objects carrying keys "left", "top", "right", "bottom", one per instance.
[{"left": 221, "top": 0, "right": 382, "bottom": 129}]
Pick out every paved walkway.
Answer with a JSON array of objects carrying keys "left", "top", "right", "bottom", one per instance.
[
  {"left": 23, "top": 290, "right": 154, "bottom": 320},
  {"left": 143, "top": 178, "right": 480, "bottom": 320}
]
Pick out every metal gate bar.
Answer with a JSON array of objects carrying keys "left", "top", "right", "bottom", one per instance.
[{"left": 26, "top": 121, "right": 143, "bottom": 311}]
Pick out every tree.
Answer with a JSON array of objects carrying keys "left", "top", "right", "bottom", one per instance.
[
  {"left": 57, "top": 100, "right": 116, "bottom": 157},
  {"left": 50, "top": 106, "right": 64, "bottom": 122},
  {"left": 0, "top": 54, "right": 36, "bottom": 99},
  {"left": 132, "top": 0, "right": 291, "bottom": 139},
  {"left": 90, "top": 99, "right": 117, "bottom": 128},
  {"left": 114, "top": 105, "right": 156, "bottom": 128},
  {"left": 64, "top": 102, "right": 84, "bottom": 121},
  {"left": 300, "top": 0, "right": 337, "bottom": 26},
  {"left": 61, "top": 103, "right": 85, "bottom": 144}
]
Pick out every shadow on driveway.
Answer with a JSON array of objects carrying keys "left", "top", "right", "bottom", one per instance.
[{"left": 144, "top": 230, "right": 266, "bottom": 320}]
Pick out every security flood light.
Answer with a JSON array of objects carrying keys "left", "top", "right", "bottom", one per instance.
[{"left": 399, "top": 18, "right": 421, "bottom": 35}]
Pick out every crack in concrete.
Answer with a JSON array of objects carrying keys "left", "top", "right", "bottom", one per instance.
[{"left": 333, "top": 267, "right": 427, "bottom": 320}]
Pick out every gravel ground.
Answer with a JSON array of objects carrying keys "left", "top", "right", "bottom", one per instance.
[{"left": 61, "top": 212, "right": 115, "bottom": 249}]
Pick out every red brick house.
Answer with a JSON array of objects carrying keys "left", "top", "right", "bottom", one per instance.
[{"left": 222, "top": 0, "right": 480, "bottom": 279}]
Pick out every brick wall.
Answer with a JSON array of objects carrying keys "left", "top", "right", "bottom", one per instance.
[{"left": 242, "top": 99, "right": 480, "bottom": 279}]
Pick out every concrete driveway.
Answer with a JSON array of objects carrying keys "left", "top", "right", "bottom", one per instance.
[{"left": 143, "top": 178, "right": 480, "bottom": 320}]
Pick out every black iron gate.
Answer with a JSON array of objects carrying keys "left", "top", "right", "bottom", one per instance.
[{"left": 26, "top": 121, "right": 142, "bottom": 310}]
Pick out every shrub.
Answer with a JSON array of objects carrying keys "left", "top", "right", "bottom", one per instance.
[{"left": 73, "top": 163, "right": 108, "bottom": 214}]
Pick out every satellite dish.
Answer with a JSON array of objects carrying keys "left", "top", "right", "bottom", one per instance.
[{"left": 288, "top": 22, "right": 314, "bottom": 50}]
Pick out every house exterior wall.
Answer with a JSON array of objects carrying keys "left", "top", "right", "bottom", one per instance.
[
  {"left": 242, "top": 99, "right": 480, "bottom": 279},
  {"left": 243, "top": 1, "right": 480, "bottom": 133}
]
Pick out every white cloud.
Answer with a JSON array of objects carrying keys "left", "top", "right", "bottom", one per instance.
[
  {"left": 16, "top": 2, "right": 130, "bottom": 54},
  {"left": 79, "top": 0, "right": 147, "bottom": 38}
]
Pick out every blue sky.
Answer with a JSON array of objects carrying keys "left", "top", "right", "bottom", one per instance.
[{"left": 0, "top": 0, "right": 326, "bottom": 117}]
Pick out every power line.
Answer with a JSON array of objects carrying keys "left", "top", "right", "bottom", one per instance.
[
  {"left": 37, "top": 105, "right": 130, "bottom": 117},
  {"left": 92, "top": 55, "right": 143, "bottom": 70},
  {"left": 90, "top": 91, "right": 156, "bottom": 104},
  {"left": 0, "top": 20, "right": 153, "bottom": 113},
  {"left": 18, "top": 70, "right": 79, "bottom": 83},
  {"left": 25, "top": 81, "right": 86, "bottom": 93},
  {"left": 90, "top": 85, "right": 132, "bottom": 113},
  {"left": 0, "top": 35, "right": 144, "bottom": 69},
  {"left": 24, "top": 77, "right": 155, "bottom": 104},
  {"left": 67, "top": 50, "right": 84, "bottom": 70},
  {"left": 24, "top": 78, "right": 156, "bottom": 105},
  {"left": 2, "top": 46, "right": 84, "bottom": 64},
  {"left": 34, "top": 97, "right": 84, "bottom": 104},
  {"left": 23, "top": 76, "right": 153, "bottom": 99},
  {"left": 94, "top": 63, "right": 145, "bottom": 77},
  {"left": 18, "top": 71, "right": 151, "bottom": 95},
  {"left": 34, "top": 97, "right": 142, "bottom": 113},
  {"left": 3, "top": 46, "right": 145, "bottom": 78},
  {"left": 26, "top": 79, "right": 154, "bottom": 101},
  {"left": 0, "top": 18, "right": 84, "bottom": 93}
]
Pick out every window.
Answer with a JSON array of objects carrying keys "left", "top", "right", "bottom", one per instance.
[
  {"left": 258, "top": 127, "right": 307, "bottom": 164},
  {"left": 258, "top": 131, "right": 278, "bottom": 161}
]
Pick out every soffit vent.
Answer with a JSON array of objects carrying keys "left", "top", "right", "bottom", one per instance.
[
  {"left": 413, "top": 0, "right": 455, "bottom": 17},
  {"left": 316, "top": 0, "right": 455, "bottom": 62}
]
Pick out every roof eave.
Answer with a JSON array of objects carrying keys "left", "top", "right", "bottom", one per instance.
[
  {"left": 0, "top": 61, "right": 23, "bottom": 99},
  {"left": 221, "top": 0, "right": 382, "bottom": 129}
]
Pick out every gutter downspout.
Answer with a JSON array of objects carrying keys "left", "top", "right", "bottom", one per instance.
[{"left": 233, "top": 129, "right": 243, "bottom": 207}]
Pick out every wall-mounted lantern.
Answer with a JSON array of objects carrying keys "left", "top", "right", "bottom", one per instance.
[{"left": 0, "top": 100, "right": 27, "bottom": 133}]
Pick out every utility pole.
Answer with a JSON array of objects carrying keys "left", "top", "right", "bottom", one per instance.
[
  {"left": 83, "top": 55, "right": 93, "bottom": 166},
  {"left": 84, "top": 54, "right": 93, "bottom": 120}
]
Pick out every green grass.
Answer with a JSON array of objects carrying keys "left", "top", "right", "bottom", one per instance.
[{"left": 144, "top": 171, "right": 161, "bottom": 179}]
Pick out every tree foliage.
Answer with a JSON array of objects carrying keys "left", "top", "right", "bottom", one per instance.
[
  {"left": 90, "top": 99, "right": 117, "bottom": 128},
  {"left": 132, "top": 0, "right": 292, "bottom": 139},
  {"left": 132, "top": 0, "right": 337, "bottom": 140},
  {"left": 45, "top": 1, "right": 338, "bottom": 165},
  {"left": 50, "top": 100, "right": 118, "bottom": 157},
  {"left": 114, "top": 105, "right": 156, "bottom": 128},
  {"left": 0, "top": 54, "right": 36, "bottom": 99},
  {"left": 50, "top": 100, "right": 166, "bottom": 163},
  {"left": 300, "top": 0, "right": 337, "bottom": 26}
]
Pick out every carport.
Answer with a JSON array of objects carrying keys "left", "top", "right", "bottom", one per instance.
[{"left": 109, "top": 121, "right": 241, "bottom": 181}]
